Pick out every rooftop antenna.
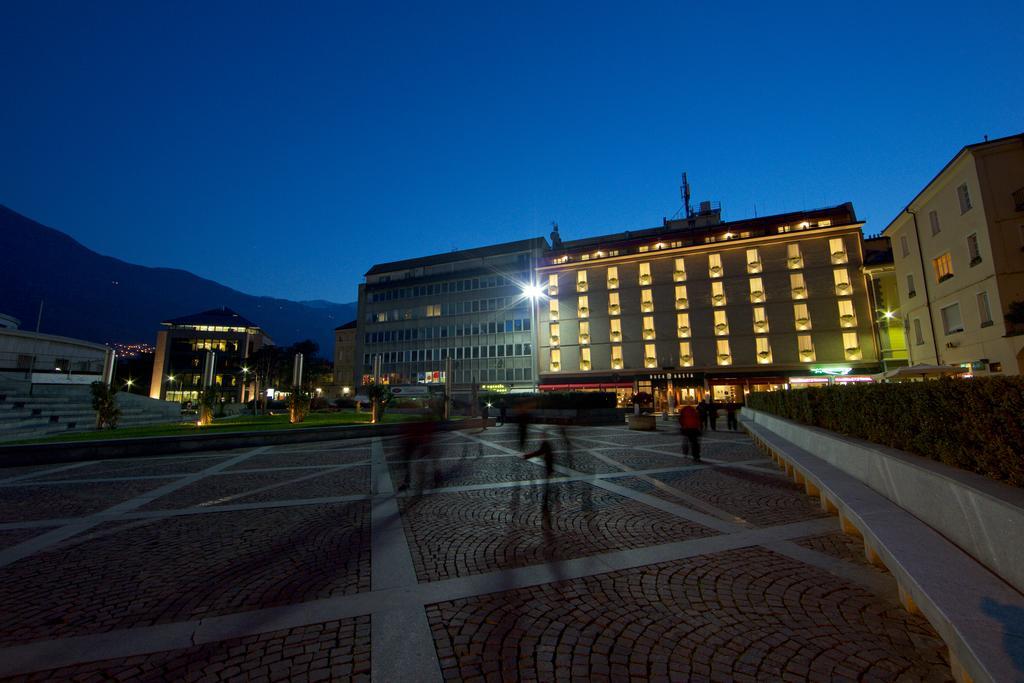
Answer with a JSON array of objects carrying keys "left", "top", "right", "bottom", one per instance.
[{"left": 681, "top": 172, "right": 693, "bottom": 218}]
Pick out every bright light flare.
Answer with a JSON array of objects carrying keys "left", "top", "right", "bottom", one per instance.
[{"left": 521, "top": 284, "right": 545, "bottom": 300}]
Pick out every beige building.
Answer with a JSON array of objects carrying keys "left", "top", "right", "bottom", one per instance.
[
  {"left": 332, "top": 320, "right": 357, "bottom": 397},
  {"left": 536, "top": 203, "right": 879, "bottom": 410},
  {"left": 882, "top": 134, "right": 1024, "bottom": 375}
]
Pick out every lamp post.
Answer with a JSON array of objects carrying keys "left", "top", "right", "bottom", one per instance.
[
  {"left": 167, "top": 374, "right": 176, "bottom": 402},
  {"left": 125, "top": 378, "right": 135, "bottom": 395},
  {"left": 520, "top": 282, "right": 545, "bottom": 392}
]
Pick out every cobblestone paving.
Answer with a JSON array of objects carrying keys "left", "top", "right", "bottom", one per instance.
[
  {"left": 389, "top": 455, "right": 562, "bottom": 489},
  {"left": 614, "top": 466, "right": 831, "bottom": 528},
  {"left": 0, "top": 502, "right": 370, "bottom": 645},
  {"left": 398, "top": 481, "right": 718, "bottom": 582},
  {"left": 0, "top": 424, "right": 956, "bottom": 681},
  {"left": 795, "top": 531, "right": 891, "bottom": 572},
  {"left": 0, "top": 477, "right": 179, "bottom": 522},
  {"left": 139, "top": 468, "right": 368, "bottom": 509},
  {"left": 9, "top": 616, "right": 372, "bottom": 683},
  {"left": 426, "top": 546, "right": 950, "bottom": 682},
  {"left": 32, "top": 456, "right": 231, "bottom": 481}
]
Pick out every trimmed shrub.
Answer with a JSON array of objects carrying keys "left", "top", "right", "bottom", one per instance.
[{"left": 747, "top": 377, "right": 1024, "bottom": 487}]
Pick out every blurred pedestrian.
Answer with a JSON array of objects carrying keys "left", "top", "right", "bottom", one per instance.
[
  {"left": 480, "top": 402, "right": 490, "bottom": 431},
  {"left": 678, "top": 402, "right": 702, "bottom": 462},
  {"left": 498, "top": 400, "right": 508, "bottom": 426},
  {"left": 708, "top": 399, "right": 718, "bottom": 431},
  {"left": 726, "top": 403, "right": 738, "bottom": 431},
  {"left": 697, "top": 397, "right": 709, "bottom": 430}
]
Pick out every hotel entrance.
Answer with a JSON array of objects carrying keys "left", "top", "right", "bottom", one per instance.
[{"left": 645, "top": 371, "right": 705, "bottom": 414}]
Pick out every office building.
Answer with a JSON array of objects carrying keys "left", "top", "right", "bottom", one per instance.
[
  {"left": 149, "top": 307, "right": 271, "bottom": 403},
  {"left": 332, "top": 320, "right": 357, "bottom": 397},
  {"left": 355, "top": 238, "right": 548, "bottom": 397},
  {"left": 882, "top": 134, "right": 1024, "bottom": 375}
]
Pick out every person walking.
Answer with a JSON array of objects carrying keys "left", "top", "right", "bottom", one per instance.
[
  {"left": 697, "top": 398, "right": 709, "bottom": 431},
  {"left": 726, "top": 403, "right": 738, "bottom": 431},
  {"left": 678, "top": 402, "right": 702, "bottom": 462},
  {"left": 498, "top": 400, "right": 508, "bottom": 426},
  {"left": 707, "top": 399, "right": 718, "bottom": 431},
  {"left": 480, "top": 401, "right": 490, "bottom": 431}
]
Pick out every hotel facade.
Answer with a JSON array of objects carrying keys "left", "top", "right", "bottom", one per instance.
[{"left": 535, "top": 203, "right": 880, "bottom": 410}]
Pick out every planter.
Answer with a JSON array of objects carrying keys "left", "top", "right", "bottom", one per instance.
[
  {"left": 714, "top": 323, "right": 728, "bottom": 334},
  {"left": 679, "top": 354, "right": 693, "bottom": 366},
  {"left": 673, "top": 270, "right": 686, "bottom": 282},
  {"left": 832, "top": 250, "right": 848, "bottom": 263},
  {"left": 578, "top": 307, "right": 589, "bottom": 318},
  {"left": 677, "top": 326, "right": 690, "bottom": 337},
  {"left": 607, "top": 278, "right": 619, "bottom": 289},
  {"left": 788, "top": 257, "right": 803, "bottom": 269},
  {"left": 747, "top": 261, "right": 762, "bottom": 273},
  {"left": 639, "top": 275, "right": 652, "bottom": 286},
  {"left": 579, "top": 334, "right": 590, "bottom": 344},
  {"left": 675, "top": 298, "right": 688, "bottom": 309},
  {"left": 641, "top": 303, "right": 654, "bottom": 313},
  {"left": 628, "top": 414, "right": 657, "bottom": 431},
  {"left": 577, "top": 282, "right": 588, "bottom": 292},
  {"left": 610, "top": 332, "right": 622, "bottom": 342},
  {"left": 643, "top": 329, "right": 656, "bottom": 339},
  {"left": 754, "top": 321, "right": 769, "bottom": 333},
  {"left": 580, "top": 361, "right": 591, "bottom": 371},
  {"left": 718, "top": 354, "right": 731, "bottom": 364},
  {"left": 750, "top": 291, "right": 764, "bottom": 302},
  {"left": 549, "top": 335, "right": 559, "bottom": 346},
  {"left": 611, "top": 360, "right": 623, "bottom": 370},
  {"left": 840, "top": 314, "right": 856, "bottom": 327},
  {"left": 608, "top": 304, "right": 620, "bottom": 315},
  {"left": 644, "top": 357, "right": 658, "bottom": 368},
  {"left": 792, "top": 287, "right": 806, "bottom": 299},
  {"left": 709, "top": 266, "right": 723, "bottom": 277}
]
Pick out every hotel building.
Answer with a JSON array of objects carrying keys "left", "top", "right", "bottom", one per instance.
[
  {"left": 355, "top": 238, "right": 548, "bottom": 397},
  {"left": 883, "top": 133, "right": 1024, "bottom": 375},
  {"left": 535, "top": 203, "right": 879, "bottom": 410},
  {"left": 149, "top": 307, "right": 270, "bottom": 403}
]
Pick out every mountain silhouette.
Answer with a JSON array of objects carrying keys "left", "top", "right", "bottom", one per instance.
[{"left": 0, "top": 205, "right": 355, "bottom": 354}]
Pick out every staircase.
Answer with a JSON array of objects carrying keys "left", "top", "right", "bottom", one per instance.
[{"left": 0, "top": 377, "right": 183, "bottom": 443}]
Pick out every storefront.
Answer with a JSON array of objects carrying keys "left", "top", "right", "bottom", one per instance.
[
  {"left": 638, "top": 372, "right": 705, "bottom": 413},
  {"left": 538, "top": 381, "right": 635, "bottom": 406}
]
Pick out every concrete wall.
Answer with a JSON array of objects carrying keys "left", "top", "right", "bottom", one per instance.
[{"left": 744, "top": 407, "right": 1024, "bottom": 595}]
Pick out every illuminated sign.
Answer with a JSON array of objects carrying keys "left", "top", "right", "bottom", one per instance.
[
  {"left": 810, "top": 367, "right": 852, "bottom": 376},
  {"left": 481, "top": 384, "right": 510, "bottom": 393}
]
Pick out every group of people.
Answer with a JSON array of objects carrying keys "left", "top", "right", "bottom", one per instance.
[{"left": 676, "top": 398, "right": 739, "bottom": 462}]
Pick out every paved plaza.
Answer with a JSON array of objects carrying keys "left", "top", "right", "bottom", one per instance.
[{"left": 0, "top": 424, "right": 952, "bottom": 681}]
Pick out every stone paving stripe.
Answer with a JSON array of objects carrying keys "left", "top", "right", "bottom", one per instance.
[
  {"left": 0, "top": 461, "right": 93, "bottom": 484},
  {"left": 590, "top": 477, "right": 744, "bottom": 534}
]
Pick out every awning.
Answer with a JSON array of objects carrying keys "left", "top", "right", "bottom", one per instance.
[{"left": 539, "top": 382, "right": 634, "bottom": 391}]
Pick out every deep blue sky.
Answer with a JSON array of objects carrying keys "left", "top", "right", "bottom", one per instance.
[{"left": 2, "top": 1, "right": 1021, "bottom": 304}]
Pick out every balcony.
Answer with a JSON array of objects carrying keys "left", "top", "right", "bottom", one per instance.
[
  {"left": 749, "top": 290, "right": 765, "bottom": 303},
  {"left": 611, "top": 358, "right": 623, "bottom": 370},
  {"left": 607, "top": 277, "right": 619, "bottom": 289},
  {"left": 643, "top": 328, "right": 656, "bottom": 340},
  {"left": 709, "top": 265, "right": 723, "bottom": 278},
  {"left": 610, "top": 330, "right": 622, "bottom": 342},
  {"left": 831, "top": 250, "right": 849, "bottom": 265},
  {"left": 795, "top": 317, "right": 812, "bottom": 331},
  {"left": 747, "top": 261, "right": 762, "bottom": 274},
  {"left": 577, "top": 306, "right": 589, "bottom": 319},
  {"left": 712, "top": 293, "right": 726, "bottom": 306},
  {"left": 835, "top": 282, "right": 852, "bottom": 296},
  {"left": 756, "top": 350, "right": 772, "bottom": 364},
  {"left": 608, "top": 303, "right": 621, "bottom": 315},
  {"left": 576, "top": 281, "right": 588, "bottom": 293},
  {"left": 679, "top": 354, "right": 693, "bottom": 367},
  {"left": 787, "top": 256, "right": 804, "bottom": 270},
  {"left": 644, "top": 356, "right": 658, "bottom": 369},
  {"left": 675, "top": 297, "right": 688, "bottom": 310},
  {"left": 714, "top": 322, "right": 729, "bottom": 336},
  {"left": 717, "top": 353, "right": 731, "bottom": 365},
  {"left": 549, "top": 335, "right": 559, "bottom": 347},
  {"left": 791, "top": 286, "right": 807, "bottom": 300},
  {"left": 677, "top": 325, "right": 690, "bottom": 337},
  {"left": 753, "top": 320, "right": 769, "bottom": 333},
  {"left": 580, "top": 359, "right": 591, "bottom": 371},
  {"left": 548, "top": 285, "right": 558, "bottom": 296},
  {"left": 579, "top": 333, "right": 590, "bottom": 345},
  {"left": 673, "top": 270, "right": 686, "bottom": 282},
  {"left": 799, "top": 349, "right": 816, "bottom": 362},
  {"left": 639, "top": 273, "right": 652, "bottom": 286},
  {"left": 840, "top": 314, "right": 857, "bottom": 328},
  {"left": 845, "top": 346, "right": 863, "bottom": 361}
]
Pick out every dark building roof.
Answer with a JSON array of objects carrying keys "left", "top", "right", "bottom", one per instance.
[
  {"left": 162, "top": 307, "right": 261, "bottom": 329},
  {"left": 365, "top": 237, "right": 548, "bottom": 276},
  {"left": 552, "top": 203, "right": 859, "bottom": 257},
  {"left": 335, "top": 320, "right": 358, "bottom": 331},
  {"left": 862, "top": 236, "right": 894, "bottom": 267}
]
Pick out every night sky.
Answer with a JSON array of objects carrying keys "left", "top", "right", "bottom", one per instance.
[{"left": 2, "top": 1, "right": 1021, "bottom": 304}]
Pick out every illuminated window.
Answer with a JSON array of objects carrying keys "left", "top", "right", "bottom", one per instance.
[
  {"left": 714, "top": 310, "right": 729, "bottom": 336},
  {"left": 673, "top": 258, "right": 686, "bottom": 282},
  {"left": 641, "top": 289, "right": 654, "bottom": 313},
  {"left": 638, "top": 245, "right": 649, "bottom": 253},
  {"left": 933, "top": 252, "right": 954, "bottom": 282},
  {"left": 833, "top": 268, "right": 852, "bottom": 296},
  {"left": 606, "top": 266, "right": 619, "bottom": 289},
  {"left": 675, "top": 284, "right": 688, "bottom": 309},
  {"left": 639, "top": 262, "right": 652, "bottom": 286},
  {"left": 843, "top": 332, "right": 861, "bottom": 360},
  {"left": 549, "top": 298, "right": 559, "bottom": 320},
  {"left": 580, "top": 347, "right": 591, "bottom": 371},
  {"left": 676, "top": 312, "right": 690, "bottom": 338},
  {"left": 579, "top": 321, "right": 590, "bottom": 345},
  {"left": 611, "top": 345, "right": 623, "bottom": 370},
  {"left": 755, "top": 337, "right": 772, "bottom": 364},
  {"left": 577, "top": 270, "right": 588, "bottom": 292},
  {"left": 746, "top": 248, "right": 761, "bottom": 274},
  {"left": 608, "top": 291, "right": 621, "bottom": 315},
  {"left": 838, "top": 299, "right": 856, "bottom": 328},
  {"left": 550, "top": 348, "right": 561, "bottom": 371},
  {"left": 708, "top": 253, "right": 723, "bottom": 278},
  {"left": 794, "top": 303, "right": 811, "bottom": 331},
  {"left": 818, "top": 219, "right": 832, "bottom": 228},
  {"left": 830, "top": 237, "right": 847, "bottom": 264},
  {"left": 752, "top": 306, "right": 769, "bottom": 333},
  {"left": 577, "top": 295, "right": 589, "bottom": 318},
  {"left": 711, "top": 280, "right": 726, "bottom": 306},
  {"left": 644, "top": 343, "right": 657, "bottom": 368},
  {"left": 798, "top": 334, "right": 815, "bottom": 362},
  {"left": 679, "top": 341, "right": 693, "bottom": 367},
  {"left": 547, "top": 274, "right": 558, "bottom": 296},
  {"left": 609, "top": 318, "right": 622, "bottom": 342},
  {"left": 790, "top": 273, "right": 807, "bottom": 299},
  {"left": 787, "top": 243, "right": 803, "bottom": 269},
  {"left": 642, "top": 316, "right": 656, "bottom": 340},
  {"left": 426, "top": 304, "right": 441, "bottom": 317},
  {"left": 716, "top": 339, "right": 731, "bottom": 365},
  {"left": 749, "top": 277, "right": 765, "bottom": 303}
]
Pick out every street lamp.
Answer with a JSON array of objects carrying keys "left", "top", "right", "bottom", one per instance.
[
  {"left": 167, "top": 374, "right": 176, "bottom": 402},
  {"left": 125, "top": 378, "right": 134, "bottom": 394},
  {"left": 520, "top": 283, "right": 545, "bottom": 392}
]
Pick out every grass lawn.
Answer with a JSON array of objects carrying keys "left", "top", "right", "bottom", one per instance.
[{"left": 7, "top": 410, "right": 426, "bottom": 445}]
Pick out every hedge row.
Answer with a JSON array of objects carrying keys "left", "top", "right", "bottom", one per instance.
[{"left": 746, "top": 377, "right": 1024, "bottom": 487}]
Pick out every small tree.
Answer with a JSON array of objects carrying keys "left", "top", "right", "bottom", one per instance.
[
  {"left": 366, "top": 382, "right": 394, "bottom": 424},
  {"left": 289, "top": 390, "right": 311, "bottom": 424},
  {"left": 91, "top": 381, "right": 121, "bottom": 430},
  {"left": 198, "top": 387, "right": 217, "bottom": 426}
]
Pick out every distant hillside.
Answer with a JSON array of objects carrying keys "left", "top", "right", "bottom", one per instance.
[{"left": 0, "top": 205, "right": 356, "bottom": 354}]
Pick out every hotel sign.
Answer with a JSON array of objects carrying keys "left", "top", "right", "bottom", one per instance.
[{"left": 810, "top": 366, "right": 853, "bottom": 376}]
